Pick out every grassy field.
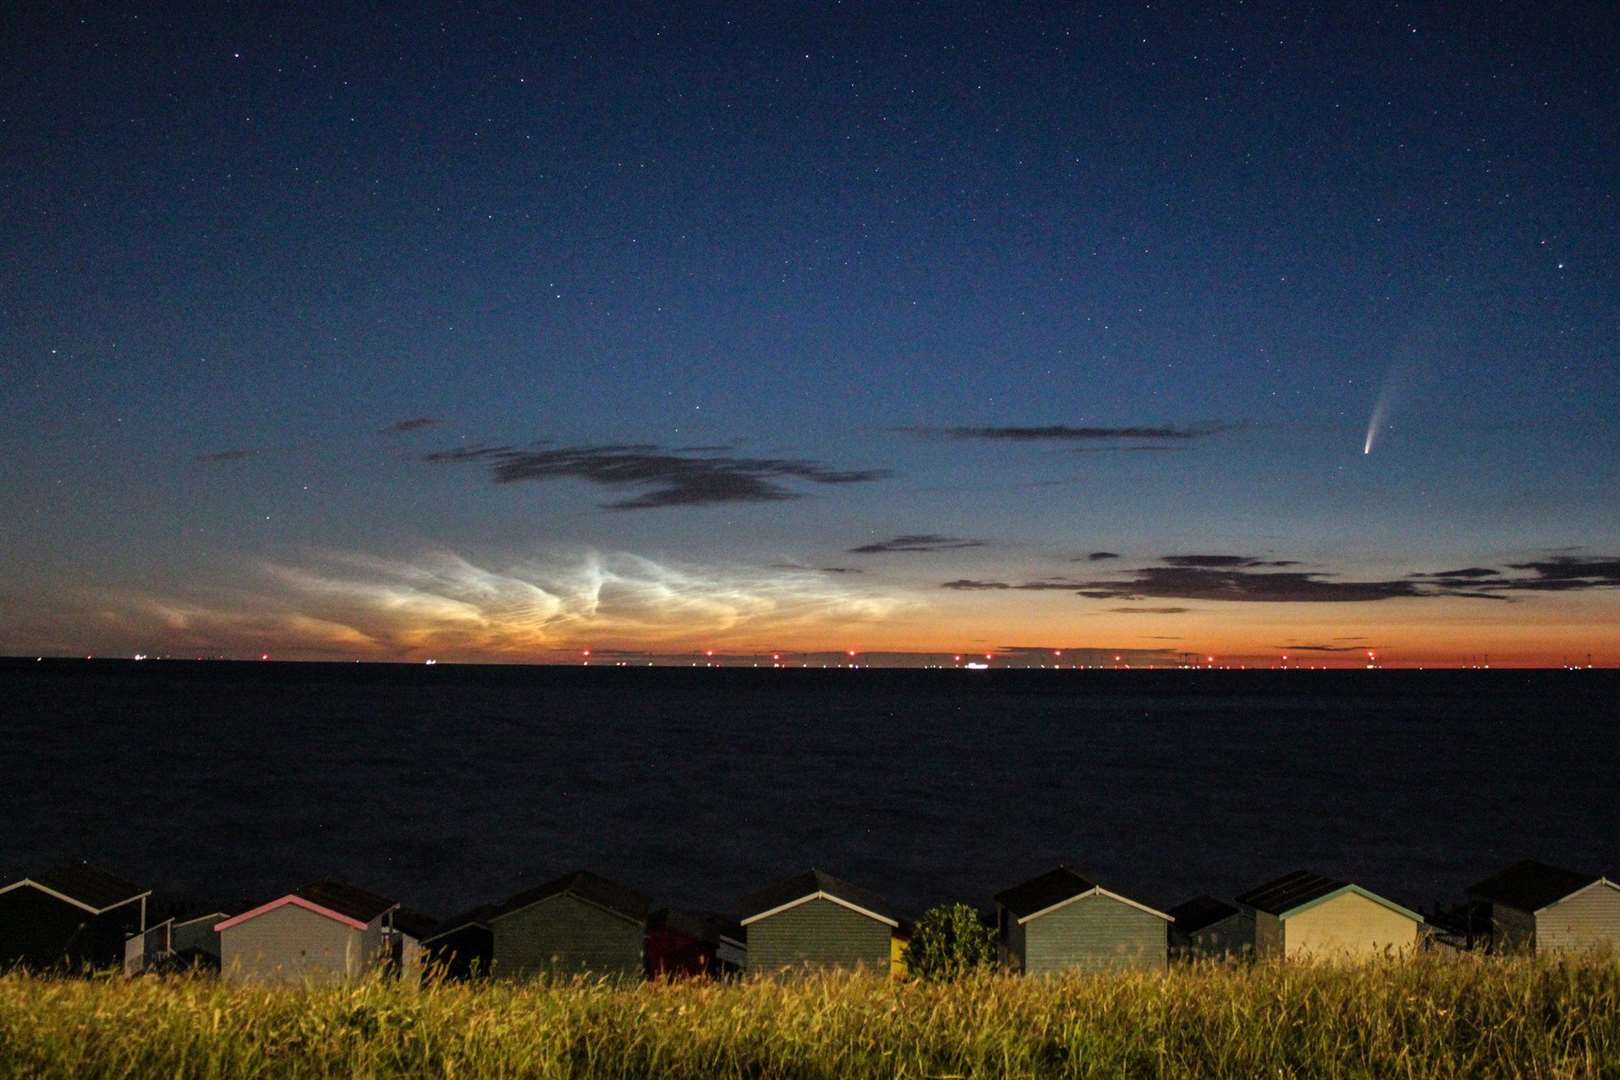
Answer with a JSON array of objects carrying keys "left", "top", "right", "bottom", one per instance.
[{"left": 1, "top": 954, "right": 1617, "bottom": 1078}]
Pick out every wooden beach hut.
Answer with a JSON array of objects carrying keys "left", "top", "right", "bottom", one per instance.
[
  {"left": 645, "top": 908, "right": 746, "bottom": 979},
  {"left": 170, "top": 910, "right": 227, "bottom": 970},
  {"left": 993, "top": 866, "right": 1172, "bottom": 975},
  {"left": 420, "top": 905, "right": 497, "bottom": 980},
  {"left": 890, "top": 920, "right": 912, "bottom": 977},
  {"left": 489, "top": 871, "right": 649, "bottom": 980},
  {"left": 391, "top": 907, "right": 439, "bottom": 982},
  {"left": 215, "top": 880, "right": 399, "bottom": 984},
  {"left": 1167, "top": 895, "right": 1253, "bottom": 960},
  {"left": 1236, "top": 870, "right": 1422, "bottom": 960},
  {"left": 123, "top": 917, "right": 174, "bottom": 975},
  {"left": 738, "top": 869, "right": 902, "bottom": 974},
  {"left": 1467, "top": 859, "right": 1620, "bottom": 954},
  {"left": 0, "top": 864, "right": 150, "bottom": 971}
]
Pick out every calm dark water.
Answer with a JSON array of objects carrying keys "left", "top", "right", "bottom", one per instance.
[{"left": 2, "top": 660, "right": 1615, "bottom": 922}]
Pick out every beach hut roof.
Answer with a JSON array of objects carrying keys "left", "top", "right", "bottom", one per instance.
[
  {"left": 296, "top": 880, "right": 399, "bottom": 924},
  {"left": 0, "top": 864, "right": 149, "bottom": 914},
  {"left": 172, "top": 910, "right": 229, "bottom": 929},
  {"left": 1167, "top": 895, "right": 1242, "bottom": 935},
  {"left": 215, "top": 880, "right": 399, "bottom": 934},
  {"left": 994, "top": 866, "right": 1097, "bottom": 918},
  {"left": 392, "top": 906, "right": 440, "bottom": 940},
  {"left": 1236, "top": 870, "right": 1346, "bottom": 915},
  {"left": 994, "top": 865, "right": 1172, "bottom": 924},
  {"left": 650, "top": 908, "right": 746, "bottom": 945},
  {"left": 1237, "top": 870, "right": 1421, "bottom": 923},
  {"left": 738, "top": 869, "right": 899, "bottom": 927},
  {"left": 1467, "top": 860, "right": 1605, "bottom": 912},
  {"left": 493, "top": 871, "right": 649, "bottom": 925},
  {"left": 420, "top": 904, "right": 500, "bottom": 944}
]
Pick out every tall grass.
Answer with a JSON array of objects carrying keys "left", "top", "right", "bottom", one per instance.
[{"left": 1, "top": 953, "right": 1616, "bottom": 1077}]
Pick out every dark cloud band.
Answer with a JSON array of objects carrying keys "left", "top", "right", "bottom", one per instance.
[
  {"left": 850, "top": 534, "right": 987, "bottom": 554},
  {"left": 941, "top": 552, "right": 1620, "bottom": 603},
  {"left": 385, "top": 417, "right": 441, "bottom": 433},
  {"left": 1161, "top": 555, "right": 1301, "bottom": 568},
  {"left": 427, "top": 443, "right": 889, "bottom": 510}
]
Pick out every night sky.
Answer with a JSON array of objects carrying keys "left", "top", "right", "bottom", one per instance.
[{"left": 4, "top": 3, "right": 1616, "bottom": 666}]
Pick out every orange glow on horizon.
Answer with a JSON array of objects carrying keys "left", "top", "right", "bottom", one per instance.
[{"left": 12, "top": 546, "right": 1613, "bottom": 668}]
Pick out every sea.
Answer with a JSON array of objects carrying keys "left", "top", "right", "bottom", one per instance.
[{"left": 2, "top": 660, "right": 1615, "bottom": 923}]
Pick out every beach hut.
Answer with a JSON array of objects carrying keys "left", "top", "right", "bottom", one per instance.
[
  {"left": 1167, "top": 895, "right": 1253, "bottom": 960},
  {"left": 1236, "top": 870, "right": 1422, "bottom": 960},
  {"left": 1424, "top": 899, "right": 1492, "bottom": 953},
  {"left": 123, "top": 917, "right": 174, "bottom": 975},
  {"left": 0, "top": 864, "right": 150, "bottom": 971},
  {"left": 391, "top": 907, "right": 439, "bottom": 982},
  {"left": 489, "top": 871, "right": 649, "bottom": 980},
  {"left": 170, "top": 910, "right": 227, "bottom": 970},
  {"left": 420, "top": 905, "right": 497, "bottom": 980},
  {"left": 645, "top": 909, "right": 746, "bottom": 979},
  {"left": 215, "top": 880, "right": 399, "bottom": 984},
  {"left": 890, "top": 920, "right": 912, "bottom": 977},
  {"left": 738, "top": 869, "right": 902, "bottom": 974},
  {"left": 1467, "top": 859, "right": 1620, "bottom": 954},
  {"left": 993, "top": 866, "right": 1172, "bottom": 975}
]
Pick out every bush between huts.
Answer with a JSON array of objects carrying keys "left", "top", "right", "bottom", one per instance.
[{"left": 903, "top": 902, "right": 998, "bottom": 981}]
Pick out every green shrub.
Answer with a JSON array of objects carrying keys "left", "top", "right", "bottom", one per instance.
[{"left": 903, "top": 902, "right": 998, "bottom": 981}]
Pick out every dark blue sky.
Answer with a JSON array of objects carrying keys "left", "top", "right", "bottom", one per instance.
[{"left": 3, "top": 2, "right": 1616, "bottom": 665}]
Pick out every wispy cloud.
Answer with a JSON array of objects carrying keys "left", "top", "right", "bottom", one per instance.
[
  {"left": 384, "top": 417, "right": 441, "bottom": 433},
  {"left": 195, "top": 449, "right": 254, "bottom": 463},
  {"left": 427, "top": 444, "right": 889, "bottom": 510},
  {"left": 1107, "top": 607, "right": 1193, "bottom": 614},
  {"left": 1082, "top": 552, "right": 1121, "bottom": 561},
  {"left": 53, "top": 549, "right": 910, "bottom": 660},
  {"left": 1276, "top": 643, "right": 1381, "bottom": 652},
  {"left": 900, "top": 423, "right": 1237, "bottom": 442},
  {"left": 850, "top": 534, "right": 987, "bottom": 554},
  {"left": 940, "top": 578, "right": 1083, "bottom": 591}
]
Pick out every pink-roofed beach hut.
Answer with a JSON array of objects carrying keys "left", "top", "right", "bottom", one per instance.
[{"left": 216, "top": 880, "right": 399, "bottom": 984}]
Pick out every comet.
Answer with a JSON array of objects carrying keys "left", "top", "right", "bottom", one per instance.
[{"left": 1363, "top": 372, "right": 1397, "bottom": 455}]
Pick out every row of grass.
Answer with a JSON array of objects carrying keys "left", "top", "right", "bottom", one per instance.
[{"left": 1, "top": 953, "right": 1617, "bottom": 1077}]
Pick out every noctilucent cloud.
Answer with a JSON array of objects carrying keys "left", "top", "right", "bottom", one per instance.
[{"left": 3, "top": 4, "right": 1616, "bottom": 666}]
